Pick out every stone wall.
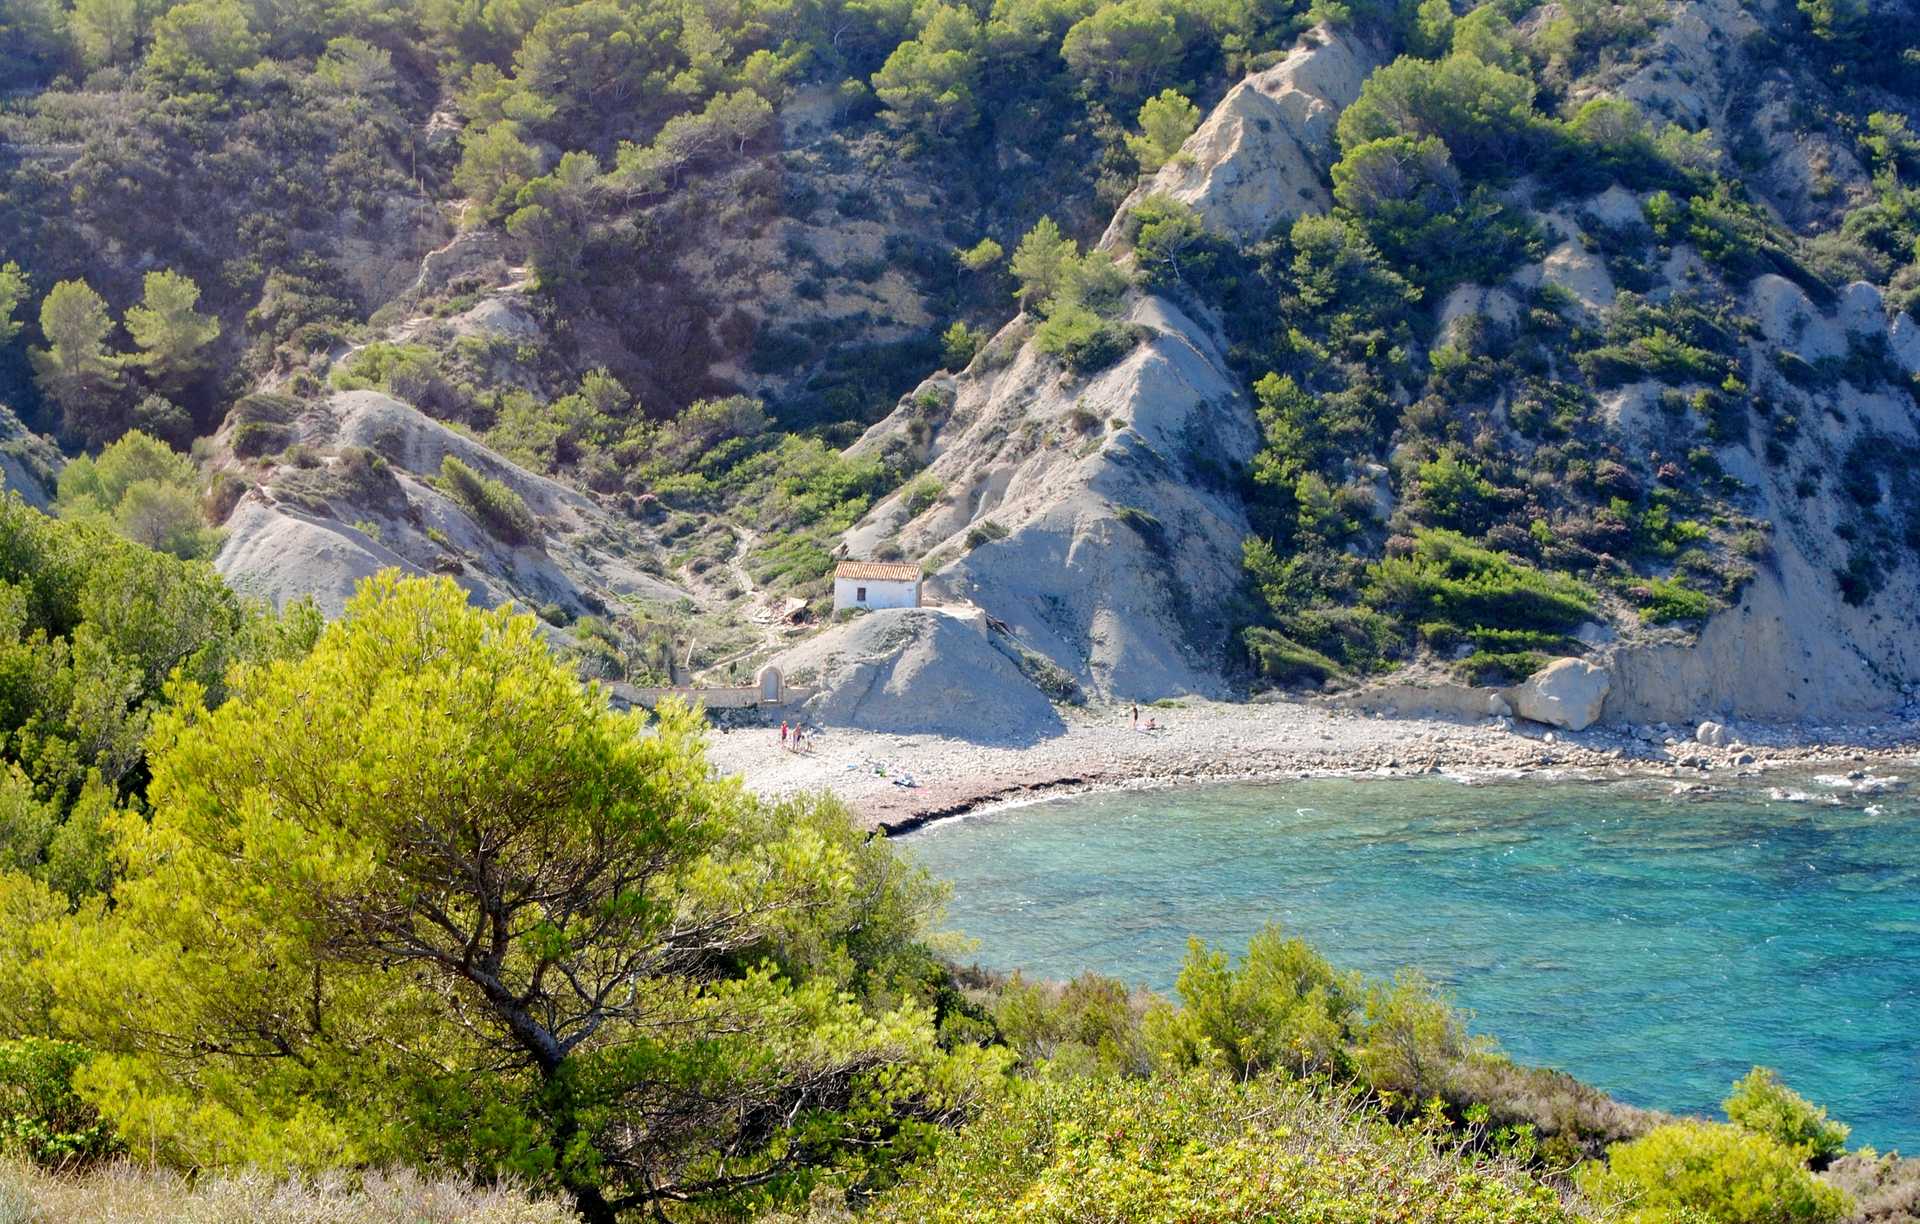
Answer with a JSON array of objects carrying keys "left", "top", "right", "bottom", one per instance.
[{"left": 615, "top": 684, "right": 821, "bottom": 711}]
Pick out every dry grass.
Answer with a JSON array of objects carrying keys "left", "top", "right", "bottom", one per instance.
[
  {"left": 0, "top": 1160, "right": 579, "bottom": 1224},
  {"left": 1448, "top": 1053, "right": 1667, "bottom": 1158},
  {"left": 1823, "top": 1151, "right": 1920, "bottom": 1223}
]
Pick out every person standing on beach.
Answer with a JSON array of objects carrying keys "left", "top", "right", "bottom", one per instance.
[
  {"left": 1131, "top": 703, "right": 1138, "bottom": 729},
  {"left": 780, "top": 720, "right": 789, "bottom": 747}
]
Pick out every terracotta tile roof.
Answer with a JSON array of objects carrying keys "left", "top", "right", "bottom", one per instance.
[{"left": 834, "top": 560, "right": 922, "bottom": 582}]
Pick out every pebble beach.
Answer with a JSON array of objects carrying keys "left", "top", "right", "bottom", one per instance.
[{"left": 702, "top": 698, "right": 1920, "bottom": 832}]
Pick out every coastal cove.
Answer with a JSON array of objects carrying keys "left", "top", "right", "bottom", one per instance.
[{"left": 902, "top": 774, "right": 1920, "bottom": 1152}]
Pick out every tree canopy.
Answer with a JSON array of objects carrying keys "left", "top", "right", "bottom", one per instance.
[
  {"left": 30, "top": 281, "right": 119, "bottom": 447},
  {"left": 40, "top": 574, "right": 1004, "bottom": 1222},
  {"left": 0, "top": 495, "right": 311, "bottom": 901},
  {"left": 124, "top": 271, "right": 220, "bottom": 390}
]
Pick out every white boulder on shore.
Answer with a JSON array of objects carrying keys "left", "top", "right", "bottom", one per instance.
[
  {"left": 1696, "top": 720, "right": 1731, "bottom": 748},
  {"left": 773, "top": 607, "right": 1067, "bottom": 745},
  {"left": 1508, "top": 659, "right": 1611, "bottom": 732}
]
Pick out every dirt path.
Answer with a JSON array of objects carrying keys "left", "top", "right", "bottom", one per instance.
[
  {"left": 692, "top": 526, "right": 793, "bottom": 683},
  {"left": 724, "top": 524, "right": 759, "bottom": 600}
]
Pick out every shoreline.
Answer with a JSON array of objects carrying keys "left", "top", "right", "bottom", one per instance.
[{"left": 703, "top": 698, "right": 1920, "bottom": 834}]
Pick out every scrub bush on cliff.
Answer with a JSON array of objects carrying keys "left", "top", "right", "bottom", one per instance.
[
  {"left": 1723, "top": 1067, "right": 1850, "bottom": 1166},
  {"left": 863, "top": 1071, "right": 1582, "bottom": 1223},
  {"left": 1576, "top": 1120, "right": 1851, "bottom": 1223}
]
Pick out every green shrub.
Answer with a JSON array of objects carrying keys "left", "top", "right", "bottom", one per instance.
[
  {"left": 328, "top": 446, "right": 406, "bottom": 512},
  {"left": 1723, "top": 1067, "right": 1850, "bottom": 1164},
  {"left": 1576, "top": 293, "right": 1741, "bottom": 389},
  {"left": 1613, "top": 496, "right": 1711, "bottom": 559},
  {"left": 747, "top": 531, "right": 836, "bottom": 588},
  {"left": 1366, "top": 529, "right": 1599, "bottom": 635},
  {"left": 1147, "top": 926, "right": 1358, "bottom": 1080},
  {"left": 436, "top": 455, "right": 541, "bottom": 546},
  {"left": 230, "top": 420, "right": 292, "bottom": 458},
  {"left": 1332, "top": 134, "right": 1543, "bottom": 293},
  {"left": 1458, "top": 649, "right": 1549, "bottom": 685},
  {"left": 1466, "top": 627, "right": 1568, "bottom": 652},
  {"left": 55, "top": 431, "right": 223, "bottom": 561},
  {"left": 1126, "top": 194, "right": 1224, "bottom": 290},
  {"left": 1113, "top": 505, "right": 1166, "bottom": 551},
  {"left": 867, "top": 1069, "right": 1579, "bottom": 1223},
  {"left": 329, "top": 342, "right": 447, "bottom": 405},
  {"left": 902, "top": 476, "right": 945, "bottom": 517},
  {"left": 989, "top": 972, "right": 1150, "bottom": 1076},
  {"left": 1774, "top": 350, "right": 1821, "bottom": 388},
  {"left": 940, "top": 320, "right": 985, "bottom": 370},
  {"left": 1412, "top": 449, "right": 1497, "bottom": 531},
  {"left": 0, "top": 1039, "right": 119, "bottom": 1166},
  {"left": 964, "top": 520, "right": 1009, "bottom": 550},
  {"left": 1575, "top": 1120, "right": 1851, "bottom": 1224},
  {"left": 1033, "top": 303, "right": 1137, "bottom": 373},
  {"left": 1637, "top": 575, "right": 1716, "bottom": 624},
  {"left": 1140, "top": 924, "right": 1476, "bottom": 1105},
  {"left": 1244, "top": 626, "right": 1345, "bottom": 686},
  {"left": 227, "top": 393, "right": 300, "bottom": 427},
  {"left": 1579, "top": 327, "right": 1727, "bottom": 387}
]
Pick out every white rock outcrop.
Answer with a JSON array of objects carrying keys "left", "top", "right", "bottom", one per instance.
[
  {"left": 1602, "top": 283, "right": 1920, "bottom": 723},
  {"left": 1538, "top": 241, "right": 1615, "bottom": 314},
  {"left": 777, "top": 608, "right": 1066, "bottom": 744},
  {"left": 1696, "top": 721, "right": 1730, "bottom": 748},
  {"left": 1508, "top": 659, "right": 1611, "bottom": 731},
  {"left": 1099, "top": 28, "right": 1379, "bottom": 248},
  {"left": 1335, "top": 681, "right": 1512, "bottom": 723},
  {"left": 215, "top": 390, "right": 684, "bottom": 619},
  {"left": 0, "top": 407, "right": 59, "bottom": 511}
]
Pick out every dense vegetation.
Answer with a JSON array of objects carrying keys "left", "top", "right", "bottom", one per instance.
[
  {"left": 0, "top": 493, "right": 315, "bottom": 904},
  {"left": 0, "top": 548, "right": 1875, "bottom": 1222},
  {"left": 0, "top": 0, "right": 1915, "bottom": 1213},
  {"left": 1153, "top": 2, "right": 1920, "bottom": 684},
  {"left": 0, "top": 0, "right": 1914, "bottom": 680}
]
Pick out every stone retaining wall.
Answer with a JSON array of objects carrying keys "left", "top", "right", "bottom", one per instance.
[{"left": 615, "top": 685, "right": 820, "bottom": 711}]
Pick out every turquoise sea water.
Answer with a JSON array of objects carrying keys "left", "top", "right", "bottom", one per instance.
[{"left": 900, "top": 774, "right": 1920, "bottom": 1151}]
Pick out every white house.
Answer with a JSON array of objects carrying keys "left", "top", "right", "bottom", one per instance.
[{"left": 833, "top": 560, "right": 922, "bottom": 612}]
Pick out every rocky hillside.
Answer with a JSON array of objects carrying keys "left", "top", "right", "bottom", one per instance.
[
  {"left": 1, "top": 0, "right": 1918, "bottom": 733},
  {"left": 838, "top": 29, "right": 1381, "bottom": 702},
  {"left": 804, "top": 0, "right": 1920, "bottom": 732},
  {"left": 208, "top": 388, "right": 685, "bottom": 621}
]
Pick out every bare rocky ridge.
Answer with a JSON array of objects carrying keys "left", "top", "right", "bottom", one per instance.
[
  {"left": 214, "top": 389, "right": 685, "bottom": 620},
  {"left": 777, "top": 606, "right": 1066, "bottom": 744},
  {"left": 826, "top": 26, "right": 1380, "bottom": 708},
  {"left": 841, "top": 294, "right": 1260, "bottom": 701},
  {"left": 1098, "top": 28, "right": 1382, "bottom": 248},
  {"left": 0, "top": 407, "right": 60, "bottom": 510}
]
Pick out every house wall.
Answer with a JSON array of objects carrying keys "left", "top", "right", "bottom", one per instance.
[{"left": 833, "top": 576, "right": 920, "bottom": 611}]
